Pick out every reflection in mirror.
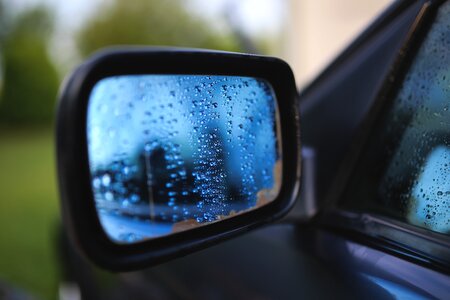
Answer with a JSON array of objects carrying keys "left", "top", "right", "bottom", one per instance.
[{"left": 87, "top": 75, "right": 282, "bottom": 243}]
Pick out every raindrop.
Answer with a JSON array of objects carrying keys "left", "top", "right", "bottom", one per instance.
[
  {"left": 105, "top": 192, "right": 114, "bottom": 201},
  {"left": 93, "top": 177, "right": 101, "bottom": 189},
  {"left": 102, "top": 174, "right": 111, "bottom": 186},
  {"left": 130, "top": 194, "right": 140, "bottom": 203}
]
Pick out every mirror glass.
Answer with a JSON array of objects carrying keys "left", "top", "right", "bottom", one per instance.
[{"left": 87, "top": 75, "right": 282, "bottom": 243}]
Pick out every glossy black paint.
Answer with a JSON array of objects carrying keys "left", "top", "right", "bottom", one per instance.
[
  {"left": 59, "top": 225, "right": 449, "bottom": 299},
  {"left": 56, "top": 49, "right": 300, "bottom": 271}
]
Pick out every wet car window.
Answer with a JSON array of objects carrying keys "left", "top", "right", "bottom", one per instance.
[{"left": 340, "top": 2, "right": 450, "bottom": 235}]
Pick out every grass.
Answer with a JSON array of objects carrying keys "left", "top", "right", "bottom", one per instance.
[{"left": 0, "top": 127, "right": 60, "bottom": 299}]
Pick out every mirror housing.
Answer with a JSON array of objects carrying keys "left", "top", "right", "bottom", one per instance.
[{"left": 56, "top": 48, "right": 300, "bottom": 271}]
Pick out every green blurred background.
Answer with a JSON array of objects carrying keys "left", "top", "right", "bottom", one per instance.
[{"left": 0, "top": 0, "right": 278, "bottom": 298}]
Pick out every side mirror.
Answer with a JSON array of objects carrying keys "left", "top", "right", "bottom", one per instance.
[{"left": 56, "top": 48, "right": 300, "bottom": 271}]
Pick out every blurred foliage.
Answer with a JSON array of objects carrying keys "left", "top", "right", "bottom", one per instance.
[
  {"left": 0, "top": 1, "right": 7, "bottom": 44},
  {"left": 0, "top": 6, "right": 59, "bottom": 125},
  {"left": 0, "top": 0, "right": 246, "bottom": 125},
  {"left": 0, "top": 128, "right": 59, "bottom": 299},
  {"left": 77, "top": 0, "right": 242, "bottom": 57}
]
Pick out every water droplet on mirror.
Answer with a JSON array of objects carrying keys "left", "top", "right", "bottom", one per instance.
[
  {"left": 102, "top": 174, "right": 111, "bottom": 186},
  {"left": 130, "top": 194, "right": 140, "bottom": 203},
  {"left": 105, "top": 192, "right": 114, "bottom": 201},
  {"left": 122, "top": 166, "right": 130, "bottom": 175},
  {"left": 93, "top": 177, "right": 101, "bottom": 189}
]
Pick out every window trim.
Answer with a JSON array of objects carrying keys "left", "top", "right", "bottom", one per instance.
[{"left": 319, "top": 210, "right": 450, "bottom": 274}]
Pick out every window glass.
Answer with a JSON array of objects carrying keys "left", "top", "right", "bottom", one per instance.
[{"left": 340, "top": 1, "right": 450, "bottom": 235}]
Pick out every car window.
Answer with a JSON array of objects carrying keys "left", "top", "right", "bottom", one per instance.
[{"left": 340, "top": 1, "right": 450, "bottom": 235}]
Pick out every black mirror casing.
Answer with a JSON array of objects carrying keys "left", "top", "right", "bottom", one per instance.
[{"left": 56, "top": 48, "right": 301, "bottom": 271}]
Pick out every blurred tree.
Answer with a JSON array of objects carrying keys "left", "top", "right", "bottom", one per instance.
[
  {"left": 77, "top": 0, "right": 242, "bottom": 57},
  {"left": 0, "top": 0, "right": 7, "bottom": 93},
  {"left": 0, "top": 1, "right": 6, "bottom": 44},
  {"left": 0, "top": 7, "right": 59, "bottom": 125}
]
